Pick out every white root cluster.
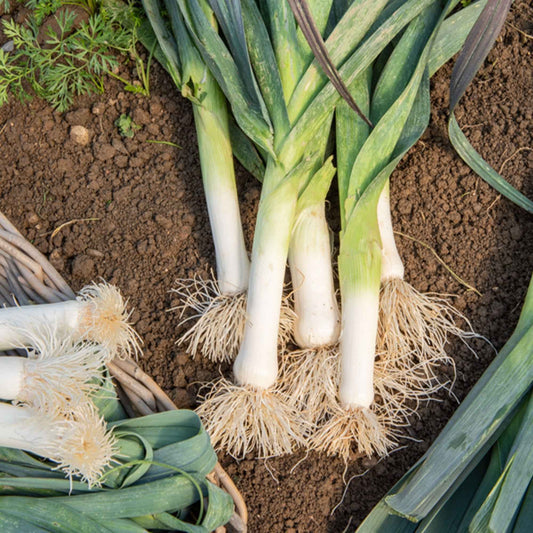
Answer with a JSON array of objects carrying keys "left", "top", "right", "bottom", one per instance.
[
  {"left": 0, "top": 330, "right": 109, "bottom": 414},
  {"left": 378, "top": 278, "right": 477, "bottom": 375},
  {"left": 280, "top": 345, "right": 339, "bottom": 423},
  {"left": 171, "top": 276, "right": 296, "bottom": 362},
  {"left": 196, "top": 378, "right": 309, "bottom": 459},
  {"left": 77, "top": 282, "right": 142, "bottom": 360},
  {"left": 309, "top": 404, "right": 404, "bottom": 460},
  {"left": 0, "top": 402, "right": 117, "bottom": 487}
]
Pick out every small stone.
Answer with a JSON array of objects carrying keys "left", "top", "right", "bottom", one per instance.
[
  {"left": 70, "top": 125, "right": 90, "bottom": 146},
  {"left": 1, "top": 41, "right": 14, "bottom": 53},
  {"left": 86, "top": 249, "right": 104, "bottom": 258}
]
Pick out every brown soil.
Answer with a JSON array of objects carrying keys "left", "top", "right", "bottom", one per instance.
[{"left": 1, "top": 3, "right": 532, "bottom": 532}]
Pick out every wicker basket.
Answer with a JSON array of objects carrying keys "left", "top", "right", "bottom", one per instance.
[{"left": 0, "top": 211, "right": 247, "bottom": 533}]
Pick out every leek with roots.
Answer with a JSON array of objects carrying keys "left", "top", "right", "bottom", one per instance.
[
  {"left": 275, "top": 2, "right": 342, "bottom": 424},
  {"left": 179, "top": 0, "right": 477, "bottom": 456},
  {"left": 371, "top": 1, "right": 478, "bottom": 383},
  {"left": 0, "top": 331, "right": 108, "bottom": 415},
  {"left": 179, "top": 0, "right": 411, "bottom": 457},
  {"left": 142, "top": 0, "right": 257, "bottom": 363},
  {"left": 278, "top": 0, "right": 485, "bottom": 455},
  {"left": 0, "top": 282, "right": 140, "bottom": 360},
  {"left": 311, "top": 4, "right": 451, "bottom": 459},
  {"left": 0, "top": 402, "right": 117, "bottom": 487}
]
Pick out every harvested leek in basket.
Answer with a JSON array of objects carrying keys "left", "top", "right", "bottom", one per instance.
[
  {"left": 0, "top": 384, "right": 234, "bottom": 531},
  {"left": 0, "top": 282, "right": 141, "bottom": 360}
]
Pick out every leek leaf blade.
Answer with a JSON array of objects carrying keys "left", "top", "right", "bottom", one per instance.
[{"left": 448, "top": 116, "right": 533, "bottom": 214}]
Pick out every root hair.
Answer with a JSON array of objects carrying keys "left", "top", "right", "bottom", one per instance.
[
  {"left": 196, "top": 378, "right": 309, "bottom": 459},
  {"left": 78, "top": 282, "right": 142, "bottom": 360},
  {"left": 171, "top": 276, "right": 295, "bottom": 362}
]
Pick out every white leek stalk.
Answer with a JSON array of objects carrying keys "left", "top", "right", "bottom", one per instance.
[
  {"left": 377, "top": 182, "right": 404, "bottom": 282},
  {"left": 281, "top": 159, "right": 341, "bottom": 423},
  {"left": 289, "top": 187, "right": 340, "bottom": 348},
  {"left": 377, "top": 182, "right": 477, "bottom": 376},
  {"left": 233, "top": 164, "right": 297, "bottom": 389},
  {"left": 197, "top": 161, "right": 308, "bottom": 458},
  {"left": 0, "top": 282, "right": 140, "bottom": 359},
  {"left": 0, "top": 402, "right": 116, "bottom": 486},
  {"left": 0, "top": 334, "right": 108, "bottom": 414},
  {"left": 193, "top": 81, "right": 250, "bottom": 296}
]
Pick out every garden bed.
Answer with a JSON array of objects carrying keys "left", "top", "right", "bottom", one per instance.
[{"left": 0, "top": 2, "right": 531, "bottom": 530}]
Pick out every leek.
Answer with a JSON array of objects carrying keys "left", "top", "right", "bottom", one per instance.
[
  {"left": 0, "top": 282, "right": 140, "bottom": 360},
  {"left": 0, "top": 332, "right": 108, "bottom": 415},
  {"left": 142, "top": 0, "right": 251, "bottom": 362},
  {"left": 0, "top": 402, "right": 116, "bottom": 487},
  {"left": 182, "top": 0, "right": 403, "bottom": 457}
]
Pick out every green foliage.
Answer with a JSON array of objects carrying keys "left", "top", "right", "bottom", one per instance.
[
  {"left": 0, "top": 0, "right": 150, "bottom": 111},
  {"left": 25, "top": 0, "right": 64, "bottom": 24},
  {"left": 115, "top": 113, "right": 140, "bottom": 137}
]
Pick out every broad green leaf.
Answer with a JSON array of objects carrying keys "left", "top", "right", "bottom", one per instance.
[
  {"left": 200, "top": 482, "right": 235, "bottom": 532},
  {"left": 0, "top": 497, "right": 114, "bottom": 532},
  {"left": 0, "top": 476, "right": 93, "bottom": 495},
  {"left": 458, "top": 397, "right": 529, "bottom": 530},
  {"left": 0, "top": 512, "right": 49, "bottom": 532},
  {"left": 141, "top": 0, "right": 181, "bottom": 85},
  {"left": 513, "top": 480, "right": 533, "bottom": 533},
  {"left": 488, "top": 392, "right": 533, "bottom": 532},
  {"left": 47, "top": 475, "right": 206, "bottom": 519},
  {"left": 241, "top": 0, "right": 290, "bottom": 141},
  {"left": 416, "top": 455, "right": 489, "bottom": 532},
  {"left": 428, "top": 0, "right": 487, "bottom": 77},
  {"left": 283, "top": 0, "right": 434, "bottom": 166},
  {"left": 178, "top": 0, "right": 274, "bottom": 156},
  {"left": 258, "top": 0, "right": 306, "bottom": 99},
  {"left": 468, "top": 462, "right": 510, "bottom": 533},
  {"left": 288, "top": 0, "right": 388, "bottom": 122},
  {"left": 387, "top": 290, "right": 533, "bottom": 520}
]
